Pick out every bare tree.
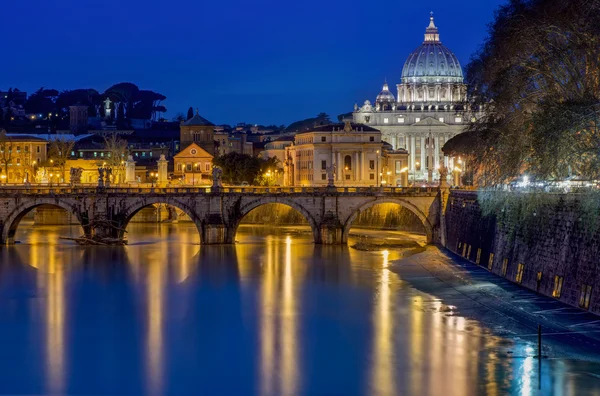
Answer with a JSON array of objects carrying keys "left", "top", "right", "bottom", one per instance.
[
  {"left": 48, "top": 134, "right": 76, "bottom": 182},
  {"left": 103, "top": 132, "right": 129, "bottom": 184}
]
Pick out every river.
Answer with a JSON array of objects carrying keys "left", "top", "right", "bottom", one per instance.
[{"left": 0, "top": 223, "right": 599, "bottom": 395}]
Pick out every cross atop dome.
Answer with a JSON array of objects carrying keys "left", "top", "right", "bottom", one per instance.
[{"left": 424, "top": 12, "right": 440, "bottom": 43}]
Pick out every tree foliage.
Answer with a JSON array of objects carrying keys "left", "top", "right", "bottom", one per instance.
[
  {"left": 285, "top": 113, "right": 331, "bottom": 132},
  {"left": 213, "top": 152, "right": 280, "bottom": 185},
  {"left": 456, "top": 0, "right": 600, "bottom": 185}
]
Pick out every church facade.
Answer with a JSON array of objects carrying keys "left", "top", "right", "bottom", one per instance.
[{"left": 353, "top": 14, "right": 482, "bottom": 184}]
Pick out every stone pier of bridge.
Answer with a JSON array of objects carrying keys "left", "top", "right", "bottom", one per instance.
[{"left": 0, "top": 186, "right": 444, "bottom": 245}]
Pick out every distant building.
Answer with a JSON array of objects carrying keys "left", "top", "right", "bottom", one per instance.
[
  {"left": 69, "top": 104, "right": 88, "bottom": 134},
  {"left": 173, "top": 143, "right": 213, "bottom": 185},
  {"left": 259, "top": 136, "right": 294, "bottom": 163},
  {"left": 179, "top": 110, "right": 215, "bottom": 155},
  {"left": 1, "top": 135, "right": 48, "bottom": 183}
]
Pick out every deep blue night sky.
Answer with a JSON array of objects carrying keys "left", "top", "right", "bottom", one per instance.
[{"left": 3, "top": 0, "right": 504, "bottom": 126}]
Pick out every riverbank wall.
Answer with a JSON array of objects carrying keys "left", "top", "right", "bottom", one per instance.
[{"left": 444, "top": 190, "right": 600, "bottom": 315}]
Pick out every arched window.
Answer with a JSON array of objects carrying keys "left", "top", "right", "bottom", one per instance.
[{"left": 344, "top": 155, "right": 352, "bottom": 170}]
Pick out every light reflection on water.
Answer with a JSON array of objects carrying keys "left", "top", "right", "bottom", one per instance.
[{"left": 0, "top": 224, "right": 598, "bottom": 395}]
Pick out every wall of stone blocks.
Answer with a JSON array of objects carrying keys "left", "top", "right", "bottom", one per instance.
[{"left": 445, "top": 190, "right": 600, "bottom": 315}]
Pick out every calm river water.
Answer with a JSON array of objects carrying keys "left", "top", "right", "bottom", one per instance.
[{"left": 0, "top": 223, "right": 599, "bottom": 395}]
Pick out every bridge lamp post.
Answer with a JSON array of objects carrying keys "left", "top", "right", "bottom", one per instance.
[
  {"left": 400, "top": 167, "right": 409, "bottom": 187},
  {"left": 376, "top": 150, "right": 380, "bottom": 186},
  {"left": 386, "top": 171, "right": 391, "bottom": 186},
  {"left": 344, "top": 166, "right": 348, "bottom": 186}
]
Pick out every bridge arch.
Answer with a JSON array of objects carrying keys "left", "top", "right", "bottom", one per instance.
[
  {"left": 2, "top": 199, "right": 85, "bottom": 244},
  {"left": 231, "top": 197, "right": 320, "bottom": 243},
  {"left": 342, "top": 198, "right": 433, "bottom": 244},
  {"left": 118, "top": 197, "right": 201, "bottom": 240}
]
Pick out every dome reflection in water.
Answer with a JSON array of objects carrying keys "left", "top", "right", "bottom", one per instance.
[{"left": 0, "top": 212, "right": 599, "bottom": 395}]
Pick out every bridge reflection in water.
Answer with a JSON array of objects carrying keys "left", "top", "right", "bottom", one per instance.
[{"left": 0, "top": 224, "right": 598, "bottom": 394}]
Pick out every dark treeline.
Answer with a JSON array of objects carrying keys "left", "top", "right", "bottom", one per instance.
[{"left": 0, "top": 83, "right": 167, "bottom": 131}]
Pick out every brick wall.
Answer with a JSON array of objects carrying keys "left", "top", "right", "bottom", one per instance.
[{"left": 445, "top": 190, "right": 600, "bottom": 315}]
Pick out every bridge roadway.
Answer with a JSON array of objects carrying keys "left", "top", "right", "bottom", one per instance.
[{"left": 0, "top": 186, "right": 443, "bottom": 245}]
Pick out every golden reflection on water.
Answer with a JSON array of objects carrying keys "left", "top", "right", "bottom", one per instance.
[
  {"left": 369, "top": 250, "right": 396, "bottom": 395},
  {"left": 21, "top": 226, "right": 77, "bottom": 395},
  {"left": 257, "top": 234, "right": 302, "bottom": 396}
]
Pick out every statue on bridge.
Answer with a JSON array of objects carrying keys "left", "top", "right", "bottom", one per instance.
[
  {"left": 98, "top": 167, "right": 105, "bottom": 188},
  {"left": 105, "top": 167, "right": 113, "bottom": 188},
  {"left": 212, "top": 166, "right": 223, "bottom": 189},
  {"left": 438, "top": 165, "right": 449, "bottom": 188},
  {"left": 326, "top": 164, "right": 336, "bottom": 187}
]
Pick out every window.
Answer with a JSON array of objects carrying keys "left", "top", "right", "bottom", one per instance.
[
  {"left": 476, "top": 248, "right": 482, "bottom": 264},
  {"left": 24, "top": 146, "right": 29, "bottom": 153},
  {"left": 502, "top": 258, "right": 509, "bottom": 276},
  {"left": 16, "top": 146, "right": 20, "bottom": 153},
  {"left": 94, "top": 152, "right": 97, "bottom": 158},
  {"left": 79, "top": 151, "right": 83, "bottom": 157},
  {"left": 516, "top": 263, "right": 525, "bottom": 283},
  {"left": 455, "top": 117, "right": 462, "bottom": 123},
  {"left": 462, "top": 243, "right": 467, "bottom": 257},
  {"left": 107, "top": 153, "right": 111, "bottom": 158},
  {"left": 37, "top": 146, "right": 41, "bottom": 153},
  {"left": 579, "top": 285, "right": 592, "bottom": 309},
  {"left": 321, "top": 160, "right": 327, "bottom": 170},
  {"left": 369, "top": 136, "right": 374, "bottom": 142},
  {"left": 552, "top": 276, "right": 564, "bottom": 298},
  {"left": 370, "top": 173, "right": 375, "bottom": 180},
  {"left": 383, "top": 118, "right": 389, "bottom": 124},
  {"left": 71, "top": 151, "right": 75, "bottom": 157},
  {"left": 177, "top": 164, "right": 183, "bottom": 171},
  {"left": 16, "top": 158, "right": 20, "bottom": 165},
  {"left": 395, "top": 160, "right": 402, "bottom": 174},
  {"left": 142, "top": 152, "right": 146, "bottom": 157},
  {"left": 321, "top": 174, "right": 326, "bottom": 180},
  {"left": 369, "top": 160, "right": 375, "bottom": 170},
  {"left": 100, "top": 152, "right": 104, "bottom": 157},
  {"left": 345, "top": 174, "right": 350, "bottom": 180},
  {"left": 397, "top": 117, "right": 404, "bottom": 123},
  {"left": 37, "top": 158, "right": 40, "bottom": 164},
  {"left": 321, "top": 136, "right": 326, "bottom": 142},
  {"left": 205, "top": 163, "right": 210, "bottom": 171},
  {"left": 415, "top": 117, "right": 421, "bottom": 123}
]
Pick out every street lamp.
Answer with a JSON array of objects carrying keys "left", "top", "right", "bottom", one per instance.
[
  {"left": 193, "top": 163, "right": 199, "bottom": 185},
  {"left": 376, "top": 150, "right": 380, "bottom": 186}
]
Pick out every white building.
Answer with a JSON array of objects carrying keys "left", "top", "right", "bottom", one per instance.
[
  {"left": 353, "top": 14, "right": 482, "bottom": 183},
  {"left": 283, "top": 122, "right": 386, "bottom": 186}
]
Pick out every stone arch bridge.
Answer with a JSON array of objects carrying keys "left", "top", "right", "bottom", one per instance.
[{"left": 0, "top": 186, "right": 445, "bottom": 245}]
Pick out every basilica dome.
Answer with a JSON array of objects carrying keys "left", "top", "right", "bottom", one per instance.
[
  {"left": 376, "top": 81, "right": 395, "bottom": 103},
  {"left": 400, "top": 15, "right": 464, "bottom": 84}
]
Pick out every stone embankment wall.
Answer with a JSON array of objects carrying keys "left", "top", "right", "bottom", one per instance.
[{"left": 445, "top": 190, "right": 600, "bottom": 315}]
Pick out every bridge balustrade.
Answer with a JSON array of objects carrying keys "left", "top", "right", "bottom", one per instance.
[{"left": 0, "top": 185, "right": 438, "bottom": 196}]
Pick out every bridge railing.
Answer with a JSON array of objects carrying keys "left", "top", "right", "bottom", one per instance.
[{"left": 0, "top": 185, "right": 438, "bottom": 195}]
